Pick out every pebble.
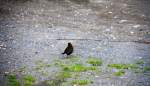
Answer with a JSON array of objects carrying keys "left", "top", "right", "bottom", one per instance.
[
  {"left": 4, "top": 72, "right": 9, "bottom": 74},
  {"left": 133, "top": 25, "right": 140, "bottom": 28},
  {"left": 8, "top": 61, "right": 11, "bottom": 64},
  {"left": 119, "top": 20, "right": 128, "bottom": 23},
  {"left": 95, "top": 75, "right": 99, "bottom": 77},
  {"left": 130, "top": 31, "right": 134, "bottom": 34},
  {"left": 108, "top": 11, "right": 113, "bottom": 14}
]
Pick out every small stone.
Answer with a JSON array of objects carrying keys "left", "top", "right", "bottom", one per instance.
[
  {"left": 133, "top": 25, "right": 140, "bottom": 28},
  {"left": 119, "top": 20, "right": 128, "bottom": 23},
  {"left": 95, "top": 75, "right": 99, "bottom": 77},
  {"left": 4, "top": 72, "right": 9, "bottom": 74},
  {"left": 111, "top": 84, "right": 114, "bottom": 86},
  {"left": 130, "top": 31, "right": 134, "bottom": 34},
  {"left": 138, "top": 57, "right": 143, "bottom": 59},
  {"left": 57, "top": 14, "right": 61, "bottom": 17},
  {"left": 106, "top": 29, "right": 110, "bottom": 32},
  {"left": 108, "top": 11, "right": 113, "bottom": 14}
]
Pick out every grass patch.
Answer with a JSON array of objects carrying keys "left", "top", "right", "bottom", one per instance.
[
  {"left": 108, "top": 64, "right": 138, "bottom": 69},
  {"left": 113, "top": 70, "right": 125, "bottom": 76},
  {"left": 23, "top": 75, "right": 36, "bottom": 86},
  {"left": 135, "top": 60, "right": 144, "bottom": 65},
  {"left": 62, "top": 64, "right": 88, "bottom": 72},
  {"left": 72, "top": 79, "right": 93, "bottom": 85},
  {"left": 69, "top": 64, "right": 88, "bottom": 72},
  {"left": 45, "top": 80, "right": 60, "bottom": 86},
  {"left": 45, "top": 71, "right": 72, "bottom": 86},
  {"left": 108, "top": 63, "right": 141, "bottom": 76},
  {"left": 7, "top": 74, "right": 20, "bottom": 86},
  {"left": 144, "top": 66, "right": 150, "bottom": 72},
  {"left": 53, "top": 59, "right": 65, "bottom": 66},
  {"left": 87, "top": 57, "right": 102, "bottom": 66},
  {"left": 34, "top": 60, "right": 51, "bottom": 70},
  {"left": 56, "top": 71, "right": 72, "bottom": 79},
  {"left": 18, "top": 66, "right": 26, "bottom": 72},
  {"left": 67, "top": 55, "right": 80, "bottom": 62},
  {"left": 62, "top": 64, "right": 98, "bottom": 72}
]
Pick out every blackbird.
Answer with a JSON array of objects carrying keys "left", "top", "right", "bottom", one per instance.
[{"left": 62, "top": 42, "right": 73, "bottom": 55}]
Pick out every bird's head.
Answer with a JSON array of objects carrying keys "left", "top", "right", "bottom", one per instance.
[{"left": 68, "top": 42, "right": 72, "bottom": 46}]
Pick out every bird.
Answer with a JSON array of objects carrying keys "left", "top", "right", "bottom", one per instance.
[{"left": 62, "top": 42, "right": 73, "bottom": 55}]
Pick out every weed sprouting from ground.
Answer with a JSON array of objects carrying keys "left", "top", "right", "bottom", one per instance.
[
  {"left": 6, "top": 56, "right": 147, "bottom": 85},
  {"left": 6, "top": 74, "right": 36, "bottom": 86},
  {"left": 87, "top": 56, "right": 103, "bottom": 66},
  {"left": 7, "top": 74, "right": 20, "bottom": 86},
  {"left": 23, "top": 75, "right": 36, "bottom": 86}
]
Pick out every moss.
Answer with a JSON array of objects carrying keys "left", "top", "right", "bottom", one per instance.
[
  {"left": 23, "top": 75, "right": 36, "bottom": 86},
  {"left": 72, "top": 79, "right": 93, "bottom": 85},
  {"left": 18, "top": 66, "right": 26, "bottom": 72},
  {"left": 34, "top": 66, "right": 43, "bottom": 70},
  {"left": 108, "top": 64, "right": 138, "bottom": 69},
  {"left": 132, "top": 68, "right": 143, "bottom": 73},
  {"left": 53, "top": 59, "right": 64, "bottom": 66},
  {"left": 128, "top": 64, "right": 139, "bottom": 69},
  {"left": 87, "top": 57, "right": 102, "bottom": 66},
  {"left": 45, "top": 71, "right": 72, "bottom": 86},
  {"left": 46, "top": 80, "right": 58, "bottom": 86},
  {"left": 69, "top": 64, "right": 88, "bottom": 72},
  {"left": 88, "top": 66, "right": 97, "bottom": 70},
  {"left": 34, "top": 60, "right": 51, "bottom": 71},
  {"left": 144, "top": 66, "right": 150, "bottom": 72},
  {"left": 62, "top": 82, "right": 68, "bottom": 86},
  {"left": 45, "top": 64, "right": 51, "bottom": 67},
  {"left": 69, "top": 57, "right": 80, "bottom": 62},
  {"left": 108, "top": 64, "right": 127, "bottom": 69},
  {"left": 35, "top": 60, "right": 43, "bottom": 65},
  {"left": 40, "top": 71, "right": 49, "bottom": 76},
  {"left": 135, "top": 60, "right": 144, "bottom": 65},
  {"left": 57, "top": 71, "right": 72, "bottom": 79},
  {"left": 7, "top": 74, "right": 20, "bottom": 86},
  {"left": 113, "top": 70, "right": 125, "bottom": 76}
]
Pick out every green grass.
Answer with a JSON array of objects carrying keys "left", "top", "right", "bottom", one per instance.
[
  {"left": 45, "top": 71, "right": 72, "bottom": 86},
  {"left": 72, "top": 79, "right": 93, "bottom": 85},
  {"left": 18, "top": 66, "right": 26, "bottom": 72},
  {"left": 87, "top": 57, "right": 102, "bottom": 66},
  {"left": 62, "top": 64, "right": 87, "bottom": 72},
  {"left": 67, "top": 55, "right": 80, "bottom": 62},
  {"left": 69, "top": 64, "right": 88, "bottom": 72},
  {"left": 34, "top": 60, "right": 51, "bottom": 71},
  {"left": 56, "top": 71, "right": 72, "bottom": 79},
  {"left": 6, "top": 56, "right": 147, "bottom": 86},
  {"left": 113, "top": 70, "right": 125, "bottom": 76},
  {"left": 135, "top": 60, "right": 144, "bottom": 65},
  {"left": 144, "top": 66, "right": 150, "bottom": 72},
  {"left": 108, "top": 64, "right": 138, "bottom": 69},
  {"left": 62, "top": 63, "right": 98, "bottom": 72},
  {"left": 23, "top": 75, "right": 36, "bottom": 86},
  {"left": 45, "top": 80, "right": 59, "bottom": 86},
  {"left": 7, "top": 74, "right": 20, "bottom": 86},
  {"left": 108, "top": 63, "right": 141, "bottom": 76}
]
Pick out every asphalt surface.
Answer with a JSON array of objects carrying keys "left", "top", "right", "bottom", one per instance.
[{"left": 0, "top": 0, "right": 150, "bottom": 86}]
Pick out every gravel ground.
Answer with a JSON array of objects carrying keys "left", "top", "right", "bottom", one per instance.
[{"left": 0, "top": 0, "right": 150, "bottom": 86}]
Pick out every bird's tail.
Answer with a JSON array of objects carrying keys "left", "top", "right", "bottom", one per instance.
[{"left": 62, "top": 52, "right": 65, "bottom": 54}]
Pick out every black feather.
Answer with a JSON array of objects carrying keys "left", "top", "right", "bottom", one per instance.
[{"left": 62, "top": 42, "right": 73, "bottom": 55}]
